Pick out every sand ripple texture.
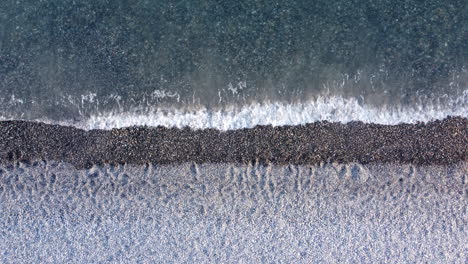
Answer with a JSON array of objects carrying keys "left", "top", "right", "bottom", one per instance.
[{"left": 0, "top": 161, "right": 466, "bottom": 263}]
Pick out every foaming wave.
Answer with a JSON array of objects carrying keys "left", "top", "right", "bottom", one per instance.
[{"left": 78, "top": 94, "right": 467, "bottom": 130}]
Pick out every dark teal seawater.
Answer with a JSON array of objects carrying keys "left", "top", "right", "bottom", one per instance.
[{"left": 0, "top": 0, "right": 467, "bottom": 120}]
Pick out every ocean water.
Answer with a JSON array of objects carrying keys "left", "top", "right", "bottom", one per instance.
[{"left": 0, "top": 0, "right": 467, "bottom": 128}]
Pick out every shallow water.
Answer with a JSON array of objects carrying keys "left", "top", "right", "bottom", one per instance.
[
  {"left": 1, "top": 0, "right": 467, "bottom": 125},
  {"left": 1, "top": 161, "right": 466, "bottom": 263}
]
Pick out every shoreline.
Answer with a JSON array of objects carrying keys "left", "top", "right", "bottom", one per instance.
[{"left": 1, "top": 117, "right": 466, "bottom": 169}]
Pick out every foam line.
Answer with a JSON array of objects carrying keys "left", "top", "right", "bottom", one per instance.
[
  {"left": 81, "top": 95, "right": 467, "bottom": 130},
  {"left": 0, "top": 94, "right": 466, "bottom": 130}
]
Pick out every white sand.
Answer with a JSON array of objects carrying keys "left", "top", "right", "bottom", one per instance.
[{"left": 0, "top": 161, "right": 466, "bottom": 263}]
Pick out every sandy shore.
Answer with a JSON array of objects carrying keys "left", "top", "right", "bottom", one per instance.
[
  {"left": 0, "top": 161, "right": 466, "bottom": 263},
  {"left": 1, "top": 117, "right": 466, "bottom": 168}
]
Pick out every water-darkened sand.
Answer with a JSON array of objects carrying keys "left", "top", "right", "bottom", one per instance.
[{"left": 0, "top": 117, "right": 466, "bottom": 168}]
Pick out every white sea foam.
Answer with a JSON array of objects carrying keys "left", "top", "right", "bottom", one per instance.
[
  {"left": 1, "top": 93, "right": 466, "bottom": 130},
  {"left": 77, "top": 94, "right": 467, "bottom": 130}
]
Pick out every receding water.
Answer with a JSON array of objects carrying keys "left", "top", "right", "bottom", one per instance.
[{"left": 0, "top": 0, "right": 467, "bottom": 126}]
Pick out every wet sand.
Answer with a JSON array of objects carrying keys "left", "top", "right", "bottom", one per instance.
[
  {"left": 0, "top": 117, "right": 466, "bottom": 168},
  {"left": 1, "top": 118, "right": 466, "bottom": 263}
]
